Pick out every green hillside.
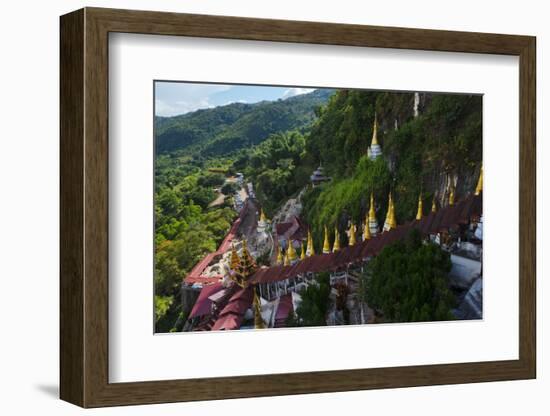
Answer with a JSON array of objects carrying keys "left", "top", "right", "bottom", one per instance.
[{"left": 155, "top": 88, "right": 334, "bottom": 157}]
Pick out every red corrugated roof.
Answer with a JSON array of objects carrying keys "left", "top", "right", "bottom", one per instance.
[
  {"left": 211, "top": 313, "right": 243, "bottom": 331},
  {"left": 249, "top": 194, "right": 481, "bottom": 284},
  {"left": 184, "top": 200, "right": 250, "bottom": 285},
  {"left": 188, "top": 282, "right": 224, "bottom": 319}
]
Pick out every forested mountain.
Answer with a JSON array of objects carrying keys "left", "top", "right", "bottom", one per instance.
[
  {"left": 155, "top": 88, "right": 334, "bottom": 156},
  {"left": 154, "top": 87, "right": 482, "bottom": 332},
  {"left": 234, "top": 89, "right": 482, "bottom": 249}
]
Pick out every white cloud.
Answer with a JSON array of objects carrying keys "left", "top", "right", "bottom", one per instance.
[
  {"left": 154, "top": 83, "right": 231, "bottom": 117},
  {"left": 282, "top": 87, "right": 315, "bottom": 99}
]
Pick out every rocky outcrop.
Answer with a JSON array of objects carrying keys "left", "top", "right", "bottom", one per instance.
[{"left": 272, "top": 188, "right": 306, "bottom": 225}]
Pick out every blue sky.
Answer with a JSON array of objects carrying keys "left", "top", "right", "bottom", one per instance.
[{"left": 155, "top": 82, "right": 315, "bottom": 117}]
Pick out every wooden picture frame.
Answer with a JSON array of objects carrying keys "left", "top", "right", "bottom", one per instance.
[{"left": 60, "top": 7, "right": 536, "bottom": 408}]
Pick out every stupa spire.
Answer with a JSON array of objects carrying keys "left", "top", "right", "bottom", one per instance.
[
  {"left": 300, "top": 242, "right": 306, "bottom": 260},
  {"left": 368, "top": 115, "right": 383, "bottom": 160},
  {"left": 363, "top": 214, "right": 372, "bottom": 240},
  {"left": 349, "top": 224, "right": 357, "bottom": 246},
  {"left": 253, "top": 289, "right": 266, "bottom": 329},
  {"left": 369, "top": 192, "right": 376, "bottom": 221},
  {"left": 237, "top": 239, "right": 257, "bottom": 284},
  {"left": 306, "top": 229, "right": 315, "bottom": 256},
  {"left": 475, "top": 165, "right": 483, "bottom": 195},
  {"left": 416, "top": 193, "right": 423, "bottom": 220},
  {"left": 383, "top": 193, "right": 397, "bottom": 231},
  {"left": 322, "top": 226, "right": 331, "bottom": 254},
  {"left": 431, "top": 197, "right": 437, "bottom": 213},
  {"left": 367, "top": 192, "right": 378, "bottom": 236},
  {"left": 371, "top": 114, "right": 379, "bottom": 146},
  {"left": 230, "top": 243, "right": 241, "bottom": 271},
  {"left": 448, "top": 186, "right": 455, "bottom": 206},
  {"left": 287, "top": 240, "right": 297, "bottom": 262},
  {"left": 333, "top": 228, "right": 341, "bottom": 252},
  {"left": 276, "top": 244, "right": 283, "bottom": 265}
]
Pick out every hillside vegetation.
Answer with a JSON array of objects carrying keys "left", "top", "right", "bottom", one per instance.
[
  {"left": 154, "top": 87, "right": 482, "bottom": 331},
  {"left": 155, "top": 88, "right": 334, "bottom": 157}
]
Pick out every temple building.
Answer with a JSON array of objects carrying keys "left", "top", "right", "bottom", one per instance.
[
  {"left": 383, "top": 193, "right": 397, "bottom": 232},
  {"left": 416, "top": 193, "right": 424, "bottom": 220},
  {"left": 183, "top": 167, "right": 485, "bottom": 332},
  {"left": 305, "top": 229, "right": 315, "bottom": 256},
  {"left": 367, "top": 116, "right": 383, "bottom": 161},
  {"left": 323, "top": 226, "right": 331, "bottom": 254},
  {"left": 257, "top": 208, "right": 269, "bottom": 233},
  {"left": 275, "top": 216, "right": 307, "bottom": 253},
  {"left": 310, "top": 165, "right": 331, "bottom": 187},
  {"left": 367, "top": 192, "right": 379, "bottom": 236}
]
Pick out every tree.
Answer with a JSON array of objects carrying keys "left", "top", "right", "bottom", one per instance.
[
  {"left": 361, "top": 229, "right": 455, "bottom": 322},
  {"left": 288, "top": 272, "right": 331, "bottom": 327},
  {"left": 221, "top": 181, "right": 239, "bottom": 195}
]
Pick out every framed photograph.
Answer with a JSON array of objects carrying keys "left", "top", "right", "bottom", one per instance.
[{"left": 60, "top": 7, "right": 536, "bottom": 408}]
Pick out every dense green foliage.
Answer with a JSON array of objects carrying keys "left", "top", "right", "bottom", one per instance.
[
  {"left": 233, "top": 130, "right": 315, "bottom": 213},
  {"left": 154, "top": 152, "right": 239, "bottom": 331},
  {"left": 360, "top": 230, "right": 455, "bottom": 322},
  {"left": 298, "top": 90, "right": 481, "bottom": 250},
  {"left": 155, "top": 89, "right": 333, "bottom": 157},
  {"left": 154, "top": 87, "right": 482, "bottom": 331},
  {"left": 154, "top": 89, "right": 333, "bottom": 331},
  {"left": 287, "top": 272, "right": 331, "bottom": 327}
]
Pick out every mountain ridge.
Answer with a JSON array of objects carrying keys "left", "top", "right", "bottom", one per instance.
[{"left": 155, "top": 88, "right": 334, "bottom": 157}]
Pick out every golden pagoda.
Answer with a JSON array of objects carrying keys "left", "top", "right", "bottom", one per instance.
[
  {"left": 253, "top": 289, "right": 266, "bottom": 329},
  {"left": 306, "top": 229, "right": 315, "bottom": 256},
  {"left": 322, "top": 225, "right": 331, "bottom": 254},
  {"left": 368, "top": 115, "right": 383, "bottom": 160},
  {"left": 257, "top": 208, "right": 269, "bottom": 233},
  {"left": 349, "top": 224, "right": 357, "bottom": 246},
  {"left": 367, "top": 192, "right": 378, "bottom": 236},
  {"left": 230, "top": 243, "right": 241, "bottom": 271},
  {"left": 369, "top": 192, "right": 376, "bottom": 222},
  {"left": 259, "top": 208, "right": 267, "bottom": 222},
  {"left": 371, "top": 115, "right": 379, "bottom": 146},
  {"left": 276, "top": 244, "right": 283, "bottom": 265},
  {"left": 287, "top": 240, "right": 297, "bottom": 262},
  {"left": 333, "top": 228, "right": 341, "bottom": 252},
  {"left": 237, "top": 239, "right": 257, "bottom": 283},
  {"left": 389, "top": 200, "right": 397, "bottom": 229},
  {"left": 448, "top": 187, "right": 455, "bottom": 206},
  {"left": 383, "top": 193, "right": 397, "bottom": 231},
  {"left": 475, "top": 165, "right": 483, "bottom": 195},
  {"left": 416, "top": 193, "right": 423, "bottom": 220},
  {"left": 363, "top": 214, "right": 372, "bottom": 240},
  {"left": 300, "top": 242, "right": 306, "bottom": 260},
  {"left": 431, "top": 198, "right": 437, "bottom": 213},
  {"left": 283, "top": 251, "right": 290, "bottom": 266}
]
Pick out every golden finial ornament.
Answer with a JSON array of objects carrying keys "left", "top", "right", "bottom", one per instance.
[
  {"left": 306, "top": 229, "right": 315, "bottom": 256},
  {"left": 333, "top": 228, "right": 341, "bottom": 252},
  {"left": 416, "top": 193, "right": 423, "bottom": 220},
  {"left": 371, "top": 114, "right": 379, "bottom": 146},
  {"left": 363, "top": 215, "right": 371, "bottom": 240},
  {"left": 276, "top": 244, "right": 283, "bottom": 265},
  {"left": 287, "top": 240, "right": 297, "bottom": 262},
  {"left": 253, "top": 289, "right": 266, "bottom": 329},
  {"left": 475, "top": 165, "right": 483, "bottom": 195},
  {"left": 323, "top": 226, "right": 331, "bottom": 254},
  {"left": 369, "top": 192, "right": 376, "bottom": 222},
  {"left": 230, "top": 243, "right": 241, "bottom": 271},
  {"left": 349, "top": 224, "right": 357, "bottom": 246}
]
